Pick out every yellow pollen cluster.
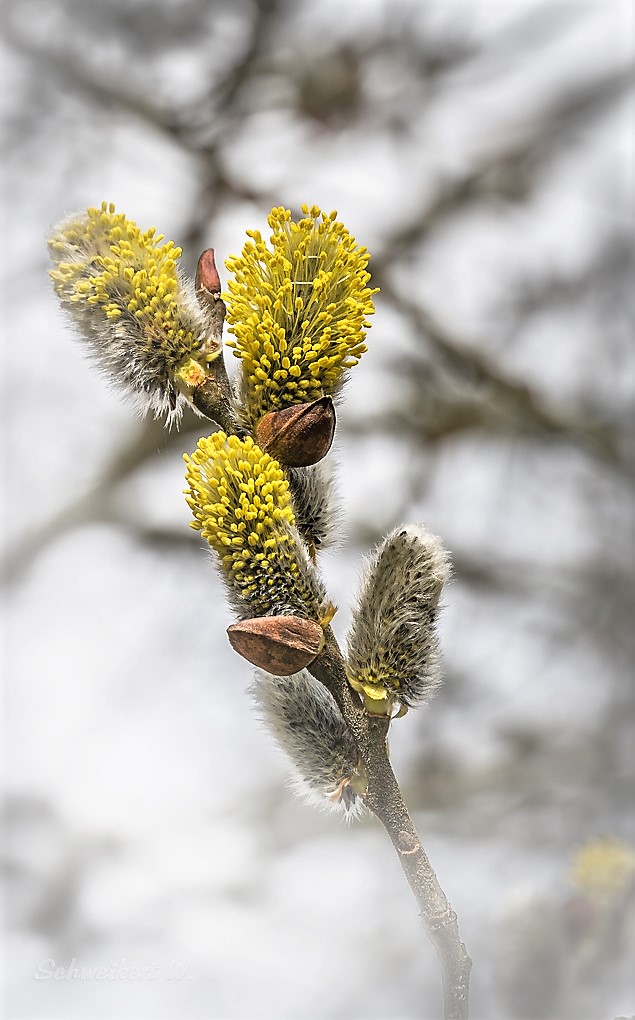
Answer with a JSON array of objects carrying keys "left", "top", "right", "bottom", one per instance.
[
  {"left": 48, "top": 203, "right": 208, "bottom": 384},
  {"left": 184, "top": 433, "right": 321, "bottom": 617},
  {"left": 348, "top": 671, "right": 399, "bottom": 710},
  {"left": 224, "top": 204, "right": 378, "bottom": 422},
  {"left": 571, "top": 837, "right": 635, "bottom": 904}
]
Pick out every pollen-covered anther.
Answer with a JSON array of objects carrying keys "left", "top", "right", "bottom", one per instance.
[
  {"left": 224, "top": 204, "right": 378, "bottom": 425},
  {"left": 255, "top": 396, "right": 336, "bottom": 467},
  {"left": 184, "top": 432, "right": 326, "bottom": 619},
  {"left": 227, "top": 616, "right": 324, "bottom": 675}
]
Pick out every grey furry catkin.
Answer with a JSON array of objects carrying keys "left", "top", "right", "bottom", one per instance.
[
  {"left": 251, "top": 670, "right": 366, "bottom": 816},
  {"left": 346, "top": 524, "right": 451, "bottom": 710},
  {"left": 287, "top": 461, "right": 341, "bottom": 551}
]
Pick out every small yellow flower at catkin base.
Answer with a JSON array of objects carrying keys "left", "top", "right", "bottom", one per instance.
[
  {"left": 224, "top": 204, "right": 378, "bottom": 426},
  {"left": 570, "top": 837, "right": 635, "bottom": 906},
  {"left": 48, "top": 202, "right": 220, "bottom": 419},
  {"left": 183, "top": 433, "right": 327, "bottom": 620}
]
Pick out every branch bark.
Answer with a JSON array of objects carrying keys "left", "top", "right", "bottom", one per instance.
[{"left": 309, "top": 630, "right": 472, "bottom": 1020}]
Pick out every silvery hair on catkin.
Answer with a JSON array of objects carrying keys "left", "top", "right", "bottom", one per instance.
[
  {"left": 346, "top": 524, "right": 452, "bottom": 708},
  {"left": 251, "top": 670, "right": 364, "bottom": 818}
]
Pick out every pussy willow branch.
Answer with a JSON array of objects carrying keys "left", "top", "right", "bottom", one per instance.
[
  {"left": 309, "top": 630, "right": 471, "bottom": 1020},
  {"left": 195, "top": 274, "right": 471, "bottom": 1019}
]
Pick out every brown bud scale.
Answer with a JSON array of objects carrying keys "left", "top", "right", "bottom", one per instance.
[
  {"left": 227, "top": 615, "right": 324, "bottom": 675},
  {"left": 255, "top": 397, "right": 336, "bottom": 467},
  {"left": 195, "top": 248, "right": 221, "bottom": 296}
]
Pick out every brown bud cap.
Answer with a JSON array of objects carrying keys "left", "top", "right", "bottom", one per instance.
[
  {"left": 195, "top": 248, "right": 221, "bottom": 297},
  {"left": 194, "top": 247, "right": 227, "bottom": 364},
  {"left": 227, "top": 615, "right": 324, "bottom": 675},
  {"left": 255, "top": 396, "right": 336, "bottom": 467}
]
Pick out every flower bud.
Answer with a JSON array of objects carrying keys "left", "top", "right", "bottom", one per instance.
[
  {"left": 346, "top": 524, "right": 451, "bottom": 714},
  {"left": 227, "top": 615, "right": 324, "bottom": 675},
  {"left": 195, "top": 247, "right": 222, "bottom": 297},
  {"left": 255, "top": 396, "right": 336, "bottom": 467}
]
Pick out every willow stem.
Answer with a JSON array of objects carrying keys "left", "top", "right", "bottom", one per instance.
[
  {"left": 192, "top": 247, "right": 245, "bottom": 435},
  {"left": 192, "top": 365, "right": 244, "bottom": 435},
  {"left": 309, "top": 630, "right": 472, "bottom": 1020}
]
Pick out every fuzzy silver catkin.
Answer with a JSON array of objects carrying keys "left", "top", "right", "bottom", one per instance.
[
  {"left": 251, "top": 670, "right": 365, "bottom": 818},
  {"left": 287, "top": 460, "right": 341, "bottom": 551},
  {"left": 346, "top": 524, "right": 452, "bottom": 708}
]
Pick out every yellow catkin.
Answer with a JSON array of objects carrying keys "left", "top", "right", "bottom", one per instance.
[
  {"left": 184, "top": 433, "right": 324, "bottom": 618},
  {"left": 570, "top": 837, "right": 635, "bottom": 904},
  {"left": 49, "top": 203, "right": 183, "bottom": 323},
  {"left": 224, "top": 205, "right": 378, "bottom": 423},
  {"left": 48, "top": 203, "right": 214, "bottom": 414}
]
